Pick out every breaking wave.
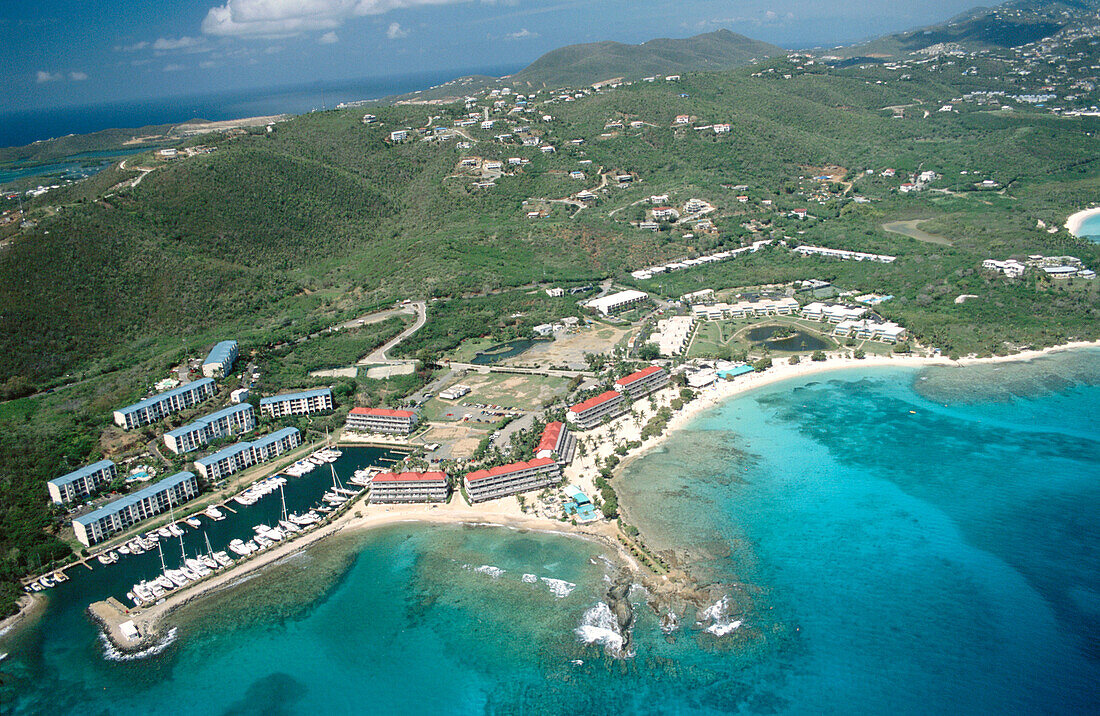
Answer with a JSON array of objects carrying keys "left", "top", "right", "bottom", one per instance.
[
  {"left": 575, "top": 602, "right": 630, "bottom": 657},
  {"left": 697, "top": 595, "right": 742, "bottom": 636},
  {"left": 473, "top": 565, "right": 504, "bottom": 578},
  {"left": 100, "top": 627, "right": 178, "bottom": 661},
  {"left": 540, "top": 577, "right": 576, "bottom": 598}
]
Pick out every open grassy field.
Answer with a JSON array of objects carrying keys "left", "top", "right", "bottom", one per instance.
[
  {"left": 422, "top": 372, "right": 570, "bottom": 423},
  {"left": 687, "top": 315, "right": 845, "bottom": 358}
]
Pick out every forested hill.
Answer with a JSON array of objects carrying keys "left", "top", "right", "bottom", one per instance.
[
  {"left": 509, "top": 30, "right": 783, "bottom": 88},
  {"left": 826, "top": 0, "right": 1100, "bottom": 58}
]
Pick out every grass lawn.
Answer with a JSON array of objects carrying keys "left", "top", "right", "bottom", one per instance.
[
  {"left": 422, "top": 372, "right": 570, "bottom": 422},
  {"left": 687, "top": 315, "right": 843, "bottom": 358}
]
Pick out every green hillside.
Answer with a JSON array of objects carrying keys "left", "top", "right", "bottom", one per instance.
[
  {"left": 511, "top": 29, "right": 782, "bottom": 88},
  {"left": 2, "top": 6, "right": 1100, "bottom": 613}
]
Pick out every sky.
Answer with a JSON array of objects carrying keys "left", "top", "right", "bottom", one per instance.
[{"left": 1, "top": 0, "right": 984, "bottom": 112}]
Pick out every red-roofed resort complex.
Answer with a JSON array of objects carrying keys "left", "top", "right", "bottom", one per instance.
[{"left": 464, "top": 457, "right": 562, "bottom": 503}]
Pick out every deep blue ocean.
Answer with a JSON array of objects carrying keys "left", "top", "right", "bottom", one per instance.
[
  {"left": 1076, "top": 212, "right": 1100, "bottom": 241},
  {"left": 1, "top": 350, "right": 1097, "bottom": 714},
  {"left": 0, "top": 66, "right": 518, "bottom": 150}
]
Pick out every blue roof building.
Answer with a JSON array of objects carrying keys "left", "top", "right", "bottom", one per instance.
[
  {"left": 202, "top": 340, "right": 239, "bottom": 378},
  {"left": 72, "top": 471, "right": 199, "bottom": 546},
  {"left": 47, "top": 459, "right": 117, "bottom": 504}
]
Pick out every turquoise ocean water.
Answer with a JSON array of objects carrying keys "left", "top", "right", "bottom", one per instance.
[
  {"left": 1075, "top": 212, "right": 1100, "bottom": 240},
  {"left": 1, "top": 350, "right": 1098, "bottom": 714}
]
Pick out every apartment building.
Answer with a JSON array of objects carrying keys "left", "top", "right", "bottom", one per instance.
[{"left": 72, "top": 471, "right": 199, "bottom": 547}]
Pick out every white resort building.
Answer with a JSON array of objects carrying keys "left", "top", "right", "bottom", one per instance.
[
  {"left": 463, "top": 457, "right": 562, "bottom": 503},
  {"left": 47, "top": 459, "right": 117, "bottom": 504},
  {"left": 113, "top": 378, "right": 217, "bottom": 430},
  {"left": 259, "top": 388, "right": 333, "bottom": 418},
  {"left": 72, "top": 471, "right": 200, "bottom": 546},
  {"left": 193, "top": 427, "right": 302, "bottom": 481},
  {"left": 163, "top": 403, "right": 256, "bottom": 455},
  {"left": 202, "top": 340, "right": 239, "bottom": 378},
  {"left": 567, "top": 390, "right": 627, "bottom": 429},
  {"left": 369, "top": 471, "right": 450, "bottom": 503},
  {"left": 585, "top": 290, "right": 649, "bottom": 315},
  {"left": 345, "top": 407, "right": 418, "bottom": 435}
]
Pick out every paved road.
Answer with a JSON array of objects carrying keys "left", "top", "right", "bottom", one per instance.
[
  {"left": 358, "top": 301, "right": 427, "bottom": 365},
  {"left": 444, "top": 362, "right": 588, "bottom": 378}
]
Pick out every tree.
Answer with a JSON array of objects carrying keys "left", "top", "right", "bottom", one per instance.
[
  {"left": 789, "top": 354, "right": 800, "bottom": 365},
  {"left": 854, "top": 349, "right": 866, "bottom": 359},
  {"left": 811, "top": 350, "right": 827, "bottom": 362},
  {"left": 753, "top": 357, "right": 772, "bottom": 372},
  {"left": 637, "top": 343, "right": 660, "bottom": 360}
]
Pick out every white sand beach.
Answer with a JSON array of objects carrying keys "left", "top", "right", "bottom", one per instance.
[{"left": 1064, "top": 206, "right": 1100, "bottom": 236}]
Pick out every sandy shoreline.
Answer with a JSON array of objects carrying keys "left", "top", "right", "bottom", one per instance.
[
  {"left": 15, "top": 340, "right": 1100, "bottom": 649},
  {"left": 1065, "top": 206, "right": 1100, "bottom": 237},
  {"left": 88, "top": 495, "right": 635, "bottom": 651}
]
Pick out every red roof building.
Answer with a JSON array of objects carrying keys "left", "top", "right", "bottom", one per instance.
[
  {"left": 346, "top": 406, "right": 418, "bottom": 435},
  {"left": 567, "top": 390, "right": 626, "bottom": 429},
  {"left": 370, "top": 470, "right": 449, "bottom": 503},
  {"left": 536, "top": 421, "right": 576, "bottom": 464},
  {"left": 614, "top": 365, "right": 670, "bottom": 400},
  {"left": 463, "top": 457, "right": 561, "bottom": 503}
]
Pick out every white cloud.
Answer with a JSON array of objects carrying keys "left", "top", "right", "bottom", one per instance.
[
  {"left": 319, "top": 30, "right": 340, "bottom": 43},
  {"left": 386, "top": 22, "right": 407, "bottom": 39},
  {"left": 504, "top": 27, "right": 537, "bottom": 40},
  {"left": 117, "top": 40, "right": 150, "bottom": 52},
  {"left": 35, "top": 70, "right": 62, "bottom": 83},
  {"left": 163, "top": 63, "right": 186, "bottom": 72},
  {"left": 153, "top": 36, "right": 203, "bottom": 50},
  {"left": 201, "top": 0, "right": 473, "bottom": 37},
  {"left": 69, "top": 71, "right": 88, "bottom": 81}
]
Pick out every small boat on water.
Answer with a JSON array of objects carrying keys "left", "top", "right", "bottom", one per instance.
[
  {"left": 213, "top": 551, "right": 233, "bottom": 567},
  {"left": 109, "top": 551, "right": 119, "bottom": 561},
  {"left": 185, "top": 517, "right": 202, "bottom": 528},
  {"left": 140, "top": 537, "right": 156, "bottom": 550},
  {"left": 204, "top": 506, "right": 226, "bottom": 521},
  {"left": 117, "top": 545, "right": 131, "bottom": 556},
  {"left": 167, "top": 524, "right": 185, "bottom": 537},
  {"left": 185, "top": 558, "right": 212, "bottom": 578},
  {"left": 29, "top": 582, "right": 42, "bottom": 592},
  {"left": 279, "top": 519, "right": 302, "bottom": 534},
  {"left": 53, "top": 572, "right": 68, "bottom": 583},
  {"left": 97, "top": 553, "right": 116, "bottom": 566},
  {"left": 157, "top": 527, "right": 172, "bottom": 538},
  {"left": 179, "top": 566, "right": 199, "bottom": 582},
  {"left": 38, "top": 576, "right": 54, "bottom": 589},
  {"left": 155, "top": 575, "right": 175, "bottom": 591},
  {"left": 228, "top": 540, "right": 251, "bottom": 557}
]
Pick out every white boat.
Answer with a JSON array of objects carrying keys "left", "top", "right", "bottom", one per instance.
[
  {"left": 167, "top": 524, "right": 185, "bottom": 537},
  {"left": 97, "top": 554, "right": 115, "bottom": 566},
  {"left": 157, "top": 527, "right": 172, "bottom": 538},
  {"left": 150, "top": 583, "right": 167, "bottom": 599},
  {"left": 185, "top": 517, "right": 202, "bottom": 528},
  {"left": 228, "top": 539, "right": 251, "bottom": 557},
  {"left": 164, "top": 570, "right": 189, "bottom": 587},
  {"left": 140, "top": 538, "right": 156, "bottom": 550},
  {"left": 155, "top": 575, "right": 175, "bottom": 591},
  {"left": 144, "top": 531, "right": 160, "bottom": 541},
  {"left": 213, "top": 551, "right": 233, "bottom": 568},
  {"left": 133, "top": 582, "right": 155, "bottom": 603},
  {"left": 117, "top": 545, "right": 130, "bottom": 555},
  {"left": 309, "top": 456, "right": 327, "bottom": 466},
  {"left": 198, "top": 554, "right": 218, "bottom": 570},
  {"left": 279, "top": 519, "right": 302, "bottom": 533},
  {"left": 316, "top": 505, "right": 333, "bottom": 513},
  {"left": 244, "top": 539, "right": 260, "bottom": 552},
  {"left": 179, "top": 566, "right": 199, "bottom": 582},
  {"left": 53, "top": 572, "right": 68, "bottom": 582},
  {"left": 204, "top": 506, "right": 226, "bottom": 521},
  {"left": 185, "top": 558, "right": 212, "bottom": 578},
  {"left": 29, "top": 582, "right": 42, "bottom": 592},
  {"left": 38, "top": 576, "right": 54, "bottom": 589},
  {"left": 109, "top": 551, "right": 119, "bottom": 561},
  {"left": 254, "top": 535, "right": 273, "bottom": 549}
]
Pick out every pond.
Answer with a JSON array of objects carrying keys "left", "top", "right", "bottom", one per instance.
[
  {"left": 470, "top": 338, "right": 549, "bottom": 365},
  {"left": 744, "top": 324, "right": 831, "bottom": 352}
]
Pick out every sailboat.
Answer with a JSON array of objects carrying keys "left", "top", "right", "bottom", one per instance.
[{"left": 278, "top": 483, "right": 302, "bottom": 534}]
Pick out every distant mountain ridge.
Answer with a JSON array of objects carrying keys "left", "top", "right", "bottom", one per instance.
[
  {"left": 509, "top": 29, "right": 783, "bottom": 88},
  {"left": 824, "top": 0, "right": 1100, "bottom": 59}
]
